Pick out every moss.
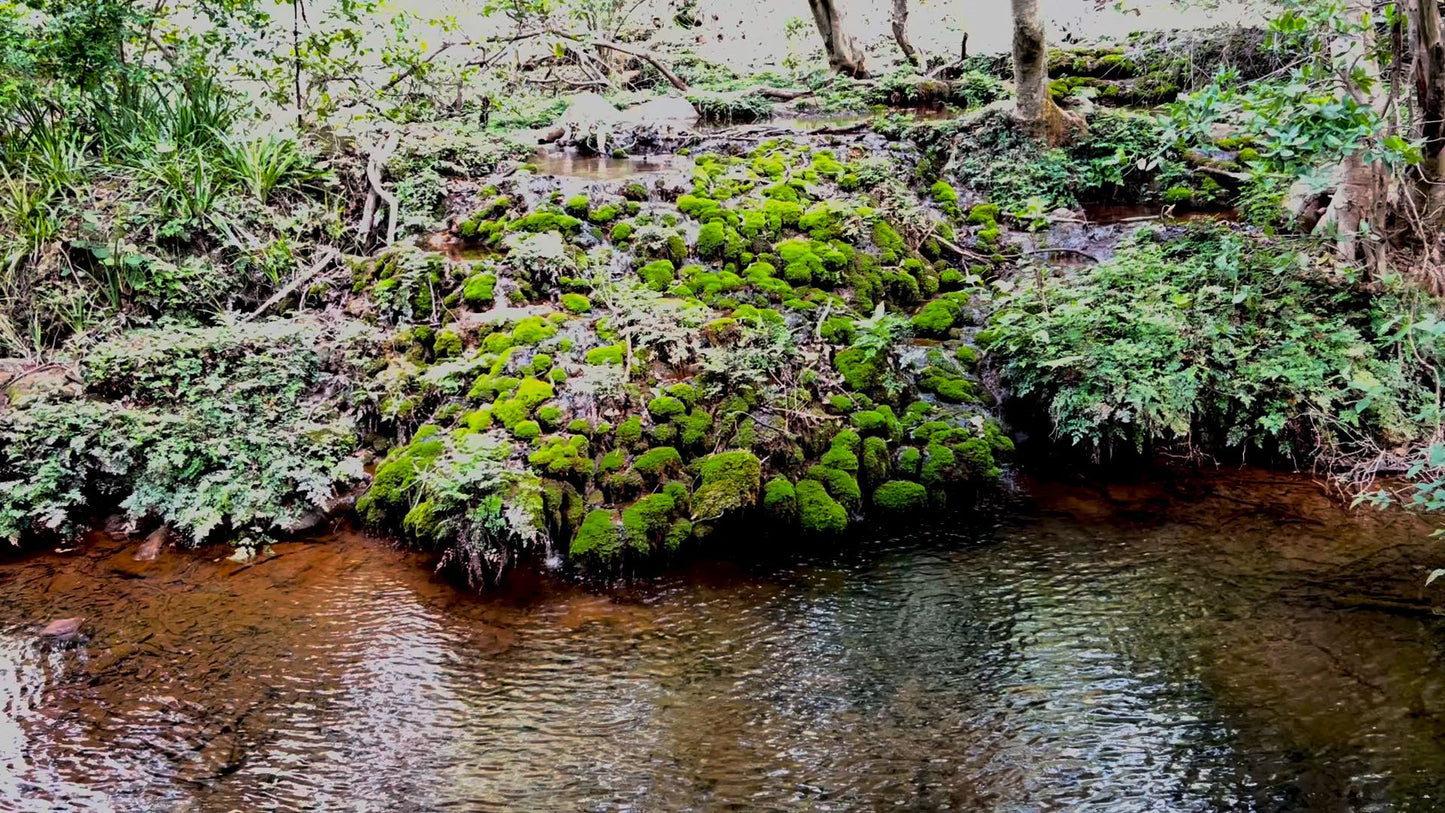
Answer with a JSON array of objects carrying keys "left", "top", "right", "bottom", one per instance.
[
  {"left": 920, "top": 441, "right": 956, "bottom": 487},
  {"left": 623, "top": 182, "right": 649, "bottom": 202},
  {"left": 921, "top": 369, "right": 980, "bottom": 403},
  {"left": 610, "top": 221, "right": 636, "bottom": 243},
  {"left": 528, "top": 435, "right": 590, "bottom": 477},
  {"left": 357, "top": 431, "right": 446, "bottom": 525},
  {"left": 1163, "top": 185, "right": 1195, "bottom": 204},
  {"left": 676, "top": 408, "right": 714, "bottom": 448},
  {"left": 492, "top": 377, "right": 555, "bottom": 428},
  {"left": 898, "top": 446, "right": 922, "bottom": 477},
  {"left": 808, "top": 465, "right": 862, "bottom": 513},
  {"left": 872, "top": 220, "right": 906, "bottom": 262},
  {"left": 616, "top": 415, "right": 644, "bottom": 447},
  {"left": 567, "top": 418, "right": 593, "bottom": 435},
  {"left": 862, "top": 435, "right": 890, "bottom": 484},
  {"left": 512, "top": 316, "right": 558, "bottom": 345},
  {"left": 664, "top": 518, "right": 693, "bottom": 550},
  {"left": 763, "top": 198, "right": 804, "bottom": 230},
  {"left": 647, "top": 395, "right": 687, "bottom": 420},
  {"left": 433, "top": 328, "right": 463, "bottom": 359},
  {"left": 834, "top": 347, "right": 883, "bottom": 392},
  {"left": 512, "top": 420, "right": 541, "bottom": 441},
  {"left": 667, "top": 382, "right": 699, "bottom": 407},
  {"left": 633, "top": 446, "right": 683, "bottom": 479},
  {"left": 911, "top": 298, "right": 963, "bottom": 337},
  {"left": 536, "top": 404, "right": 564, "bottom": 429},
  {"left": 597, "top": 448, "right": 626, "bottom": 475},
  {"left": 930, "top": 181, "right": 960, "bottom": 210},
  {"left": 463, "top": 273, "right": 498, "bottom": 308},
  {"left": 465, "top": 409, "right": 494, "bottom": 431},
  {"left": 678, "top": 194, "right": 721, "bottom": 219},
  {"left": 967, "top": 203, "right": 1001, "bottom": 225},
  {"left": 797, "top": 479, "right": 847, "bottom": 535},
  {"left": 548, "top": 366, "right": 568, "bottom": 384},
  {"left": 763, "top": 476, "right": 798, "bottom": 524},
  {"left": 588, "top": 204, "right": 622, "bottom": 224},
  {"left": 621, "top": 492, "right": 677, "bottom": 553},
  {"left": 776, "top": 238, "right": 824, "bottom": 285},
  {"left": 571, "top": 509, "right": 622, "bottom": 559},
  {"left": 820, "top": 433, "right": 860, "bottom": 472},
  {"left": 564, "top": 195, "right": 591, "bottom": 217},
  {"left": 585, "top": 343, "right": 624, "bottom": 365},
  {"left": 560, "top": 293, "right": 591, "bottom": 314},
  {"left": 639, "top": 259, "right": 677, "bottom": 292},
  {"left": 692, "top": 450, "right": 762, "bottom": 520},
  {"left": 873, "top": 480, "right": 927, "bottom": 513},
  {"left": 697, "top": 221, "right": 727, "bottom": 260},
  {"left": 402, "top": 500, "right": 443, "bottom": 543}
]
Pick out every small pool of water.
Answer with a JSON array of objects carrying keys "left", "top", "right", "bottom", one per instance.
[
  {"left": 4, "top": 469, "right": 1445, "bottom": 810},
  {"left": 530, "top": 148, "right": 693, "bottom": 181}
]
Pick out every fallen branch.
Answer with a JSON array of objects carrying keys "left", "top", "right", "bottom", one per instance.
[
  {"left": 244, "top": 247, "right": 341, "bottom": 322},
  {"left": 1026, "top": 247, "right": 1100, "bottom": 262},
  {"left": 930, "top": 229, "right": 991, "bottom": 262},
  {"left": 592, "top": 39, "right": 689, "bottom": 92},
  {"left": 752, "top": 86, "right": 815, "bottom": 101},
  {"left": 363, "top": 130, "right": 402, "bottom": 246}
]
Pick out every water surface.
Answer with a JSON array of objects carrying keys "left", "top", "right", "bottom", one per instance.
[{"left": 3, "top": 470, "right": 1445, "bottom": 810}]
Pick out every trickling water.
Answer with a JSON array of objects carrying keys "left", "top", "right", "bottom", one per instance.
[{"left": 3, "top": 469, "right": 1445, "bottom": 810}]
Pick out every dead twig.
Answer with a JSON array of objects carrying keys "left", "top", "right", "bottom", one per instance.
[{"left": 244, "top": 247, "right": 341, "bottom": 322}]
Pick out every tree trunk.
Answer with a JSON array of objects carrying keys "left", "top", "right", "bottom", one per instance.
[
  {"left": 807, "top": 0, "right": 868, "bottom": 79},
  {"left": 1010, "top": 0, "right": 1082, "bottom": 146},
  {"left": 891, "top": 0, "right": 919, "bottom": 67},
  {"left": 1412, "top": 0, "right": 1445, "bottom": 222},
  {"left": 1314, "top": 2, "right": 1387, "bottom": 268}
]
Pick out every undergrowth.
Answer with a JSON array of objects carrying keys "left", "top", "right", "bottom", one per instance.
[{"left": 984, "top": 225, "right": 1439, "bottom": 467}]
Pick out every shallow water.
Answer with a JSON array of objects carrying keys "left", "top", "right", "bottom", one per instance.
[
  {"left": 530, "top": 149, "right": 694, "bottom": 181},
  {"left": 4, "top": 469, "right": 1445, "bottom": 811}
]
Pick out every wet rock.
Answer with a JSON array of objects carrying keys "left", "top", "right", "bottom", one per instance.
[
  {"left": 1, "top": 362, "right": 82, "bottom": 407},
  {"left": 620, "top": 94, "right": 697, "bottom": 127},
  {"left": 134, "top": 526, "right": 172, "bottom": 561},
  {"left": 283, "top": 511, "right": 328, "bottom": 535},
  {"left": 103, "top": 514, "right": 134, "bottom": 537},
  {"left": 39, "top": 617, "right": 84, "bottom": 639}
]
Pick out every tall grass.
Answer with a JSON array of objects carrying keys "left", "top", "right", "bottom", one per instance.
[{"left": 218, "top": 136, "right": 325, "bottom": 205}]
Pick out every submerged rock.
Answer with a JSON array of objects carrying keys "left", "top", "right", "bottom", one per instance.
[
  {"left": 39, "top": 617, "right": 84, "bottom": 639},
  {"left": 134, "top": 526, "right": 171, "bottom": 561}
]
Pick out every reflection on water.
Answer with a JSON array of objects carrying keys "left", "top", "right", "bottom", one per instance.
[
  {"left": 530, "top": 149, "right": 693, "bottom": 181},
  {"left": 3, "top": 469, "right": 1445, "bottom": 810}
]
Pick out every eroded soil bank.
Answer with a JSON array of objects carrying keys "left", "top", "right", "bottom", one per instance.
[{"left": 4, "top": 468, "right": 1444, "bottom": 810}]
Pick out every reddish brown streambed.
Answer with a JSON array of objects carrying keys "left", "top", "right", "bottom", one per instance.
[{"left": 4, "top": 469, "right": 1445, "bottom": 810}]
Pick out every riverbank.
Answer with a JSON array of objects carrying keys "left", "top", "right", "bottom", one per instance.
[
  {"left": 4, "top": 466, "right": 1444, "bottom": 809},
  {"left": 4, "top": 21, "right": 1444, "bottom": 592}
]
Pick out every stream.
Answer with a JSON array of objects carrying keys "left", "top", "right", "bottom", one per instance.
[{"left": 4, "top": 468, "right": 1445, "bottom": 811}]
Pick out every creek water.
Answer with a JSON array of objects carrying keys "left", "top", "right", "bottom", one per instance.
[{"left": 3, "top": 469, "right": 1445, "bottom": 811}]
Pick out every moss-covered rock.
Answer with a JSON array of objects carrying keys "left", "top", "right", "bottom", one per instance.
[
  {"left": 691, "top": 450, "right": 761, "bottom": 521},
  {"left": 797, "top": 479, "right": 847, "bottom": 535},
  {"left": 873, "top": 480, "right": 927, "bottom": 513},
  {"left": 763, "top": 476, "right": 798, "bottom": 524},
  {"left": 571, "top": 509, "right": 622, "bottom": 560}
]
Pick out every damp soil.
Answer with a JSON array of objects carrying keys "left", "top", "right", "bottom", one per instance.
[{"left": 4, "top": 468, "right": 1445, "bottom": 810}]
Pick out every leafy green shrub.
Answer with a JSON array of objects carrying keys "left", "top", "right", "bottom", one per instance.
[{"left": 986, "top": 225, "right": 1434, "bottom": 458}]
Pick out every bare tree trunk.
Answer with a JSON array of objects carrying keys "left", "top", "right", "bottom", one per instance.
[
  {"left": 1010, "top": 0, "right": 1082, "bottom": 146},
  {"left": 1314, "top": 2, "right": 1387, "bottom": 268},
  {"left": 891, "top": 0, "right": 919, "bottom": 67},
  {"left": 1412, "top": 0, "right": 1445, "bottom": 222},
  {"left": 807, "top": 0, "right": 868, "bottom": 79}
]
